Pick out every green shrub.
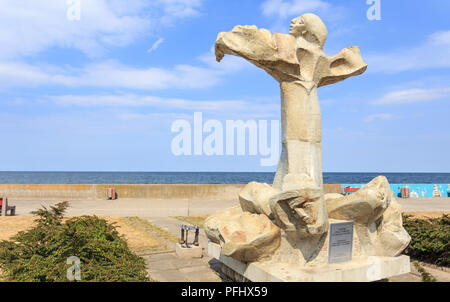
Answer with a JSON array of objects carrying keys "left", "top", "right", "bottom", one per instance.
[
  {"left": 403, "top": 214, "right": 449, "bottom": 267},
  {"left": 0, "top": 202, "right": 149, "bottom": 282}
]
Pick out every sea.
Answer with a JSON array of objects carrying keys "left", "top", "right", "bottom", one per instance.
[{"left": 0, "top": 172, "right": 449, "bottom": 185}]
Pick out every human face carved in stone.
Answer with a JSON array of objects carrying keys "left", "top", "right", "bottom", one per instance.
[
  {"left": 290, "top": 13, "right": 328, "bottom": 49},
  {"left": 289, "top": 17, "right": 307, "bottom": 38}
]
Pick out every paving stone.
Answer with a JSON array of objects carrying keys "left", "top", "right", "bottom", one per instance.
[
  {"left": 143, "top": 253, "right": 177, "bottom": 263},
  {"left": 176, "top": 243, "right": 203, "bottom": 259},
  {"left": 170, "top": 257, "right": 206, "bottom": 269},
  {"left": 178, "top": 266, "right": 211, "bottom": 274},
  {"left": 146, "top": 259, "right": 178, "bottom": 271},
  {"left": 149, "top": 269, "right": 189, "bottom": 282},
  {"left": 178, "top": 266, "right": 222, "bottom": 282},
  {"left": 389, "top": 273, "right": 422, "bottom": 282},
  {"left": 186, "top": 271, "right": 222, "bottom": 282}
]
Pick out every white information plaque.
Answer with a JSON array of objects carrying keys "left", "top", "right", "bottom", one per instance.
[{"left": 328, "top": 221, "right": 354, "bottom": 264}]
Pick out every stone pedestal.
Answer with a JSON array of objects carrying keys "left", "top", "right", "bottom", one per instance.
[
  {"left": 208, "top": 242, "right": 410, "bottom": 282},
  {"left": 176, "top": 243, "right": 203, "bottom": 259}
]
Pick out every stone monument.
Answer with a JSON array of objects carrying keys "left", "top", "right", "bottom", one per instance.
[{"left": 205, "top": 14, "right": 412, "bottom": 282}]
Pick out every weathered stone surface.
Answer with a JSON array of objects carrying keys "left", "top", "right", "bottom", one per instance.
[
  {"left": 220, "top": 213, "right": 281, "bottom": 262},
  {"left": 239, "top": 182, "right": 279, "bottom": 218},
  {"left": 325, "top": 177, "right": 411, "bottom": 257},
  {"left": 204, "top": 206, "right": 243, "bottom": 244},
  {"left": 270, "top": 174, "right": 329, "bottom": 237},
  {"left": 175, "top": 243, "right": 203, "bottom": 259},
  {"left": 326, "top": 176, "right": 391, "bottom": 225},
  {"left": 324, "top": 193, "right": 344, "bottom": 201},
  {"left": 204, "top": 206, "right": 281, "bottom": 262},
  {"left": 374, "top": 198, "right": 411, "bottom": 257}
]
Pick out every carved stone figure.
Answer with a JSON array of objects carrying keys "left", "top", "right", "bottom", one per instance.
[
  {"left": 204, "top": 206, "right": 281, "bottom": 262},
  {"left": 206, "top": 13, "right": 410, "bottom": 265}
]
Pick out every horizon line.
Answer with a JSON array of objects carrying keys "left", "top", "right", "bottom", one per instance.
[{"left": 0, "top": 171, "right": 449, "bottom": 174}]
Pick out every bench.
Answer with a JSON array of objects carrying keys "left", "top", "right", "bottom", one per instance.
[{"left": 0, "top": 197, "right": 16, "bottom": 216}]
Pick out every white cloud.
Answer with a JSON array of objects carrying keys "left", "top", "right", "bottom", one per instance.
[
  {"left": 0, "top": 0, "right": 148, "bottom": 58},
  {"left": 47, "top": 94, "right": 279, "bottom": 119},
  {"left": 261, "top": 0, "right": 329, "bottom": 19},
  {"left": 155, "top": 0, "right": 203, "bottom": 21},
  {"left": 372, "top": 87, "right": 450, "bottom": 105},
  {"left": 148, "top": 38, "right": 165, "bottom": 53},
  {"left": 0, "top": 0, "right": 203, "bottom": 59},
  {"left": 0, "top": 60, "right": 222, "bottom": 90},
  {"left": 366, "top": 31, "right": 450, "bottom": 73},
  {"left": 0, "top": 46, "right": 250, "bottom": 90},
  {"left": 117, "top": 112, "right": 192, "bottom": 120},
  {"left": 363, "top": 113, "right": 394, "bottom": 123}
]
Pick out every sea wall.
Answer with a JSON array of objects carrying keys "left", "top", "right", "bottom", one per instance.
[
  {"left": 0, "top": 184, "right": 95, "bottom": 200},
  {"left": 343, "top": 183, "right": 450, "bottom": 198},
  {"left": 0, "top": 184, "right": 342, "bottom": 200}
]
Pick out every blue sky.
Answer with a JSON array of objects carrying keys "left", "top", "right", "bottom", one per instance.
[{"left": 0, "top": 0, "right": 449, "bottom": 172}]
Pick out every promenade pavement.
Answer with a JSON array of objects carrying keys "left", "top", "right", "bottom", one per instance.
[
  {"left": 2, "top": 197, "right": 449, "bottom": 282},
  {"left": 5, "top": 197, "right": 450, "bottom": 217}
]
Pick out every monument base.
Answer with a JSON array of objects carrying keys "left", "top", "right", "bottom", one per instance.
[
  {"left": 176, "top": 243, "right": 203, "bottom": 259},
  {"left": 208, "top": 242, "right": 410, "bottom": 282}
]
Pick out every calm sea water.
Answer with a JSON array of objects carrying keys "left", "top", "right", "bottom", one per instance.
[{"left": 0, "top": 172, "right": 449, "bottom": 184}]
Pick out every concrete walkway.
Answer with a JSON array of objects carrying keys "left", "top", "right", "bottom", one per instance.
[
  {"left": 143, "top": 253, "right": 225, "bottom": 282},
  {"left": 397, "top": 198, "right": 450, "bottom": 212},
  {"left": 141, "top": 216, "right": 228, "bottom": 282},
  {"left": 391, "top": 262, "right": 450, "bottom": 282},
  {"left": 6, "top": 197, "right": 450, "bottom": 217},
  {"left": 142, "top": 216, "right": 450, "bottom": 283},
  {"left": 8, "top": 198, "right": 239, "bottom": 217}
]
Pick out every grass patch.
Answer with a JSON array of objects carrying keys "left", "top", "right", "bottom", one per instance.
[
  {"left": 125, "top": 217, "right": 179, "bottom": 243},
  {"left": 173, "top": 215, "right": 209, "bottom": 227},
  {"left": 413, "top": 261, "right": 437, "bottom": 282},
  {"left": 0, "top": 216, "right": 38, "bottom": 242},
  {"left": 104, "top": 217, "right": 164, "bottom": 253},
  {"left": 0, "top": 216, "right": 164, "bottom": 253},
  {"left": 403, "top": 214, "right": 449, "bottom": 267},
  {"left": 0, "top": 202, "right": 149, "bottom": 282}
]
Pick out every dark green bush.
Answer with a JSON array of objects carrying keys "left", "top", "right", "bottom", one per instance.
[
  {"left": 0, "top": 202, "right": 148, "bottom": 282},
  {"left": 403, "top": 214, "right": 449, "bottom": 267}
]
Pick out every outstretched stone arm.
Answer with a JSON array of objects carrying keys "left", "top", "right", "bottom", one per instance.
[
  {"left": 215, "top": 25, "right": 277, "bottom": 62},
  {"left": 318, "top": 46, "right": 368, "bottom": 87},
  {"left": 215, "top": 26, "right": 299, "bottom": 82}
]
